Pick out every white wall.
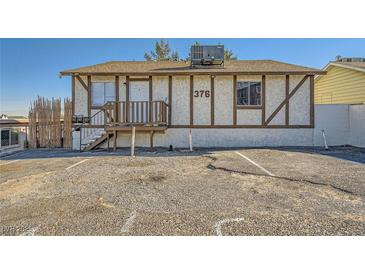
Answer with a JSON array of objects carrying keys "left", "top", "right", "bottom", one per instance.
[
  {"left": 313, "top": 104, "right": 350, "bottom": 146},
  {"left": 349, "top": 104, "right": 365, "bottom": 147},
  {"left": 109, "top": 128, "right": 313, "bottom": 148},
  {"left": 313, "top": 104, "right": 365, "bottom": 148}
]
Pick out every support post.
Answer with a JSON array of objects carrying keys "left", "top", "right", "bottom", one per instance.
[
  {"left": 131, "top": 126, "right": 136, "bottom": 157},
  {"left": 113, "top": 130, "right": 117, "bottom": 152},
  {"left": 107, "top": 133, "right": 110, "bottom": 152},
  {"left": 150, "top": 130, "right": 155, "bottom": 151}
]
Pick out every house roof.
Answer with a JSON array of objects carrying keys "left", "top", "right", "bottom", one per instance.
[
  {"left": 60, "top": 60, "right": 324, "bottom": 76},
  {"left": 315, "top": 61, "right": 365, "bottom": 82},
  {"left": 0, "top": 117, "right": 28, "bottom": 128},
  {"left": 327, "top": 61, "right": 365, "bottom": 72}
]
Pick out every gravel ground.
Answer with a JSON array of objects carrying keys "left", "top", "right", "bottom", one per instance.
[{"left": 0, "top": 147, "right": 364, "bottom": 236}]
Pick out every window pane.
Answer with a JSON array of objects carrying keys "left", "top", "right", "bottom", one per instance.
[
  {"left": 237, "top": 81, "right": 249, "bottom": 105},
  {"left": 104, "top": 82, "right": 116, "bottom": 103},
  {"left": 91, "top": 83, "right": 105, "bottom": 106},
  {"left": 1, "top": 130, "right": 10, "bottom": 147},
  {"left": 249, "top": 82, "right": 261, "bottom": 105},
  {"left": 11, "top": 129, "right": 19, "bottom": 145}
]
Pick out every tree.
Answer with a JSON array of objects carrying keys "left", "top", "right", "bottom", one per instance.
[
  {"left": 144, "top": 40, "right": 180, "bottom": 61},
  {"left": 224, "top": 49, "right": 237, "bottom": 60}
]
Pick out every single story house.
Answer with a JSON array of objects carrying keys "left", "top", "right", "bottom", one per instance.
[
  {"left": 60, "top": 57, "right": 325, "bottom": 150},
  {"left": 0, "top": 115, "right": 28, "bottom": 155},
  {"left": 315, "top": 57, "right": 365, "bottom": 104}
]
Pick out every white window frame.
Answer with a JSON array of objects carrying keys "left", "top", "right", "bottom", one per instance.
[
  {"left": 236, "top": 81, "right": 262, "bottom": 106},
  {"left": 91, "top": 82, "right": 116, "bottom": 107}
]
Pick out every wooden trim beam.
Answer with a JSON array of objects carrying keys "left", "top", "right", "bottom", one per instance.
[
  {"left": 149, "top": 76, "right": 153, "bottom": 123},
  {"left": 310, "top": 75, "right": 315, "bottom": 128},
  {"left": 126, "top": 76, "right": 130, "bottom": 122},
  {"left": 233, "top": 75, "right": 237, "bottom": 125},
  {"left": 63, "top": 71, "right": 325, "bottom": 77},
  {"left": 149, "top": 76, "right": 152, "bottom": 100},
  {"left": 115, "top": 76, "right": 119, "bottom": 122},
  {"left": 71, "top": 75, "right": 75, "bottom": 116},
  {"left": 264, "top": 75, "right": 309, "bottom": 126},
  {"left": 261, "top": 75, "right": 266, "bottom": 125},
  {"left": 285, "top": 75, "right": 290, "bottom": 126},
  {"left": 168, "top": 76, "right": 172, "bottom": 126},
  {"left": 87, "top": 75, "right": 91, "bottom": 117},
  {"left": 237, "top": 106, "right": 262, "bottom": 110},
  {"left": 106, "top": 126, "right": 167, "bottom": 132},
  {"left": 75, "top": 75, "right": 89, "bottom": 91},
  {"left": 129, "top": 78, "right": 150, "bottom": 82},
  {"left": 190, "top": 75, "right": 194, "bottom": 126},
  {"left": 169, "top": 124, "right": 313, "bottom": 129},
  {"left": 211, "top": 76, "right": 215, "bottom": 126}
]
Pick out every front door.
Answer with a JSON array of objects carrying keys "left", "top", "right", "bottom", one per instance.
[{"left": 129, "top": 81, "right": 149, "bottom": 123}]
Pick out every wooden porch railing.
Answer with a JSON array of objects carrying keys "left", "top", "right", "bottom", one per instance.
[{"left": 103, "top": 101, "right": 168, "bottom": 125}]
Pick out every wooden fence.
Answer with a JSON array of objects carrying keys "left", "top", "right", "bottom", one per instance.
[{"left": 28, "top": 96, "right": 72, "bottom": 149}]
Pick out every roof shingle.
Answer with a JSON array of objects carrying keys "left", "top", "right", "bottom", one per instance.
[{"left": 60, "top": 60, "right": 324, "bottom": 76}]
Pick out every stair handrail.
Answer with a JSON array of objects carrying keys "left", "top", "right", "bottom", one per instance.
[{"left": 79, "top": 107, "right": 106, "bottom": 151}]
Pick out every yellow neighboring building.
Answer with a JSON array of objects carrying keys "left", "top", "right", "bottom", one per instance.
[{"left": 315, "top": 57, "right": 365, "bottom": 104}]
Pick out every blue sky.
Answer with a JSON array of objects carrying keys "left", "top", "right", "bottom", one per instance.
[{"left": 1, "top": 38, "right": 365, "bottom": 115}]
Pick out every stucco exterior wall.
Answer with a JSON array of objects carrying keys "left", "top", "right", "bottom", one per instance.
[
  {"left": 74, "top": 76, "right": 88, "bottom": 116},
  {"left": 109, "top": 128, "right": 314, "bottom": 148},
  {"left": 236, "top": 109, "right": 261, "bottom": 125},
  {"left": 171, "top": 76, "right": 190, "bottom": 125},
  {"left": 266, "top": 75, "right": 286, "bottom": 125},
  {"left": 74, "top": 74, "right": 312, "bottom": 127},
  {"left": 152, "top": 76, "right": 169, "bottom": 102},
  {"left": 95, "top": 104, "right": 362, "bottom": 149},
  {"left": 193, "top": 76, "right": 211, "bottom": 125},
  {"left": 289, "top": 75, "right": 310, "bottom": 125},
  {"left": 214, "top": 76, "right": 233, "bottom": 125},
  {"left": 119, "top": 76, "right": 127, "bottom": 101}
]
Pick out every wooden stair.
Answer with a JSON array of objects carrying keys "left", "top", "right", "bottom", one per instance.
[{"left": 83, "top": 132, "right": 113, "bottom": 151}]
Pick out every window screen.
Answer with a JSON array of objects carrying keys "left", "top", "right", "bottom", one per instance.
[
  {"left": 236, "top": 81, "right": 261, "bottom": 106},
  {"left": 91, "top": 82, "right": 116, "bottom": 106},
  {"left": 1, "top": 130, "right": 10, "bottom": 147}
]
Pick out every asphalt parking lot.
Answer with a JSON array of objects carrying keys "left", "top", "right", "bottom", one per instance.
[{"left": 1, "top": 146, "right": 365, "bottom": 236}]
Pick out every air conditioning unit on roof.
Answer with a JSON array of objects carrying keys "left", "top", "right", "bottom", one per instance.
[{"left": 190, "top": 45, "right": 224, "bottom": 67}]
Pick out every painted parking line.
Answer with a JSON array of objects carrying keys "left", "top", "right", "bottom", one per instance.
[
  {"left": 0, "top": 159, "right": 20, "bottom": 166},
  {"left": 19, "top": 227, "right": 39, "bottom": 236},
  {"left": 214, "top": 217, "right": 245, "bottom": 236},
  {"left": 121, "top": 211, "right": 137, "bottom": 233},
  {"left": 235, "top": 151, "right": 275, "bottom": 177},
  {"left": 65, "top": 158, "right": 91, "bottom": 170}
]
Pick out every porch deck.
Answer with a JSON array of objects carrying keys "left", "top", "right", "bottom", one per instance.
[{"left": 78, "top": 100, "right": 169, "bottom": 151}]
